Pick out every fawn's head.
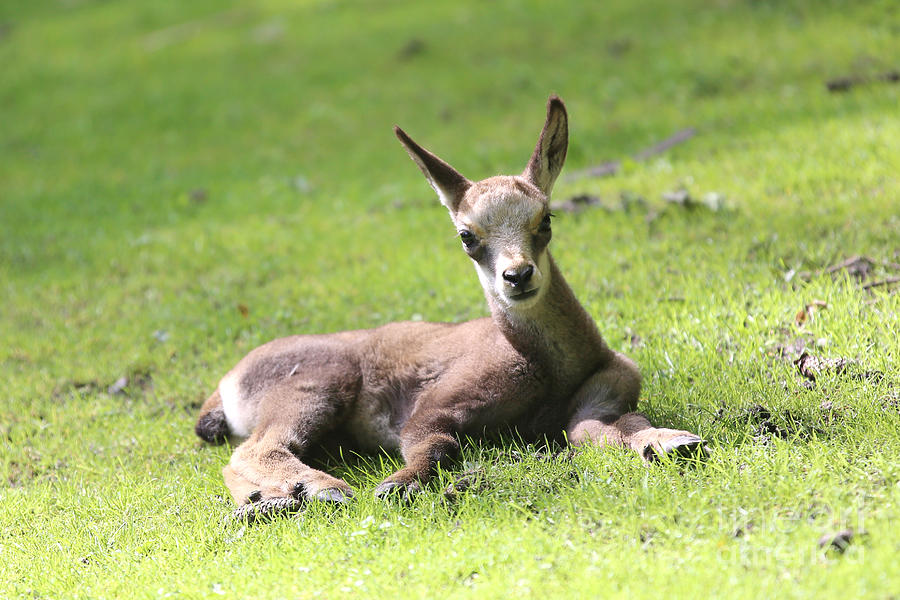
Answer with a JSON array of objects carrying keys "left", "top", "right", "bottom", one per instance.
[{"left": 396, "top": 96, "right": 568, "bottom": 311}]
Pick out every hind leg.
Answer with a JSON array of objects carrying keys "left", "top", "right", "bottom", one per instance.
[{"left": 224, "top": 383, "right": 354, "bottom": 505}]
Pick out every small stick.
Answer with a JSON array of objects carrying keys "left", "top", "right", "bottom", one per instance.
[
  {"left": 824, "top": 255, "right": 873, "bottom": 274},
  {"left": 566, "top": 128, "right": 696, "bottom": 180},
  {"left": 863, "top": 276, "right": 900, "bottom": 290},
  {"left": 796, "top": 255, "right": 900, "bottom": 284},
  {"left": 633, "top": 128, "right": 697, "bottom": 161},
  {"left": 826, "top": 70, "right": 900, "bottom": 92}
]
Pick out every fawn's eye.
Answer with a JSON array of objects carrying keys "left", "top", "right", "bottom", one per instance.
[
  {"left": 459, "top": 230, "right": 478, "bottom": 248},
  {"left": 539, "top": 213, "right": 553, "bottom": 232}
]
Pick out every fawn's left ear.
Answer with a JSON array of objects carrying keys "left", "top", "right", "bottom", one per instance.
[
  {"left": 395, "top": 126, "right": 471, "bottom": 213},
  {"left": 523, "top": 95, "right": 568, "bottom": 196}
]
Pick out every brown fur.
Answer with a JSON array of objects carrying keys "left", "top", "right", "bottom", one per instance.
[{"left": 197, "top": 96, "right": 705, "bottom": 506}]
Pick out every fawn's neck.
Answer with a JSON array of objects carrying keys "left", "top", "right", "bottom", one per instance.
[{"left": 487, "top": 254, "right": 610, "bottom": 373}]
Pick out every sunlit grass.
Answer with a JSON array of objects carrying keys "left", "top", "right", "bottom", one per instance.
[{"left": 1, "top": 0, "right": 899, "bottom": 598}]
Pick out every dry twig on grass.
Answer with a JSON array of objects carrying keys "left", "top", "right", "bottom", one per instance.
[{"left": 565, "top": 128, "right": 696, "bottom": 180}]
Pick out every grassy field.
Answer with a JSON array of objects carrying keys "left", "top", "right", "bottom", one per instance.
[{"left": 2, "top": 0, "right": 899, "bottom": 597}]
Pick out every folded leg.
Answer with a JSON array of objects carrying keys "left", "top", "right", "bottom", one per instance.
[
  {"left": 223, "top": 382, "right": 354, "bottom": 505},
  {"left": 568, "top": 411, "right": 707, "bottom": 462}
]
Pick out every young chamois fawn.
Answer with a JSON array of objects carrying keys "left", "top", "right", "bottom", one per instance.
[{"left": 196, "top": 96, "right": 705, "bottom": 512}]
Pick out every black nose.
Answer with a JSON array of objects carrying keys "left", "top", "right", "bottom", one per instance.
[{"left": 502, "top": 265, "right": 534, "bottom": 287}]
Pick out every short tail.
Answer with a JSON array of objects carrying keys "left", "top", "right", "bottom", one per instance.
[{"left": 195, "top": 389, "right": 230, "bottom": 444}]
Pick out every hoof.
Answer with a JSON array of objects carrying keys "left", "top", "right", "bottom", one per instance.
[
  {"left": 314, "top": 488, "right": 353, "bottom": 504},
  {"left": 373, "top": 481, "right": 420, "bottom": 502},
  {"left": 644, "top": 435, "right": 710, "bottom": 462},
  {"left": 231, "top": 496, "right": 303, "bottom": 523}
]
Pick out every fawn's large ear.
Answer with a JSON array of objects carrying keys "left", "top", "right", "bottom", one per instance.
[
  {"left": 395, "top": 126, "right": 471, "bottom": 213},
  {"left": 523, "top": 95, "right": 568, "bottom": 196}
]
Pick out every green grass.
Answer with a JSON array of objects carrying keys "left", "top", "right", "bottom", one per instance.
[{"left": 2, "top": 0, "right": 899, "bottom": 597}]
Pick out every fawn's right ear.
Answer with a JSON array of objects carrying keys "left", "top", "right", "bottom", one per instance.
[{"left": 395, "top": 126, "right": 471, "bottom": 213}]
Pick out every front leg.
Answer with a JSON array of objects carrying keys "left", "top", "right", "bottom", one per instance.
[
  {"left": 374, "top": 410, "right": 460, "bottom": 499},
  {"left": 568, "top": 412, "right": 707, "bottom": 462},
  {"left": 565, "top": 353, "right": 707, "bottom": 461}
]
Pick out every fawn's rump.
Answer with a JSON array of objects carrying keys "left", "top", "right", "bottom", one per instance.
[
  {"left": 207, "top": 322, "right": 477, "bottom": 448},
  {"left": 214, "top": 331, "right": 423, "bottom": 451}
]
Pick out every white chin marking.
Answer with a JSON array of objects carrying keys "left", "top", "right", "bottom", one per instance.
[{"left": 503, "top": 287, "right": 542, "bottom": 309}]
